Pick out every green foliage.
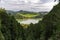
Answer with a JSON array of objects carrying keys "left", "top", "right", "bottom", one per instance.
[
  {"left": 0, "top": 31, "right": 5, "bottom": 40},
  {"left": 25, "top": 23, "right": 42, "bottom": 40},
  {"left": 41, "top": 3, "right": 60, "bottom": 40},
  {"left": 0, "top": 8, "right": 24, "bottom": 40}
]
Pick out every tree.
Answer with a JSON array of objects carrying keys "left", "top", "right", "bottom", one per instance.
[
  {"left": 0, "top": 11, "right": 5, "bottom": 40},
  {"left": 26, "top": 22, "right": 42, "bottom": 40},
  {"left": 0, "top": 8, "right": 24, "bottom": 40},
  {"left": 42, "top": 2, "right": 60, "bottom": 40}
]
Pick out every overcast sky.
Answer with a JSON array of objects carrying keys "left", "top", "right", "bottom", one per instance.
[{"left": 0, "top": 0, "right": 59, "bottom": 12}]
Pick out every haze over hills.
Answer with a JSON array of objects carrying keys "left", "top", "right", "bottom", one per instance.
[{"left": 6, "top": 10, "right": 48, "bottom": 14}]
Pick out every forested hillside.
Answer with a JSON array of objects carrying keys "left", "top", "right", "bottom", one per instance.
[
  {"left": 41, "top": 2, "right": 60, "bottom": 40},
  {"left": 0, "top": 9, "right": 24, "bottom": 40},
  {"left": 0, "top": 2, "right": 60, "bottom": 40}
]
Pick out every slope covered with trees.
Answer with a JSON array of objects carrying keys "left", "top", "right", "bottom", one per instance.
[
  {"left": 42, "top": 2, "right": 60, "bottom": 40},
  {"left": 0, "top": 8, "right": 25, "bottom": 40}
]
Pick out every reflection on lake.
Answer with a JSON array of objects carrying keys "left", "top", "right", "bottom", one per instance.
[{"left": 17, "top": 18, "right": 42, "bottom": 24}]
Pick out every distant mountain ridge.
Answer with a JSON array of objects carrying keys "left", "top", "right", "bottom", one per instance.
[{"left": 6, "top": 10, "right": 48, "bottom": 14}]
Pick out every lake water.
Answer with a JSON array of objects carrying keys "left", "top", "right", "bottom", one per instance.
[{"left": 17, "top": 19, "right": 42, "bottom": 24}]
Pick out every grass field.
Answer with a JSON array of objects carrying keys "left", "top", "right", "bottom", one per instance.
[{"left": 17, "top": 13, "right": 39, "bottom": 18}]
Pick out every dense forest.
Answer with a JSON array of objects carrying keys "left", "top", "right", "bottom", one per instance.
[{"left": 0, "top": 2, "right": 60, "bottom": 40}]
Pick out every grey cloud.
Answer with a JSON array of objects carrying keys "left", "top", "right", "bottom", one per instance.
[{"left": 0, "top": 0, "right": 59, "bottom": 12}]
